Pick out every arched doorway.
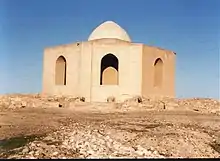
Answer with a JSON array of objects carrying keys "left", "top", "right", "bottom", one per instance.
[
  {"left": 55, "top": 56, "right": 67, "bottom": 85},
  {"left": 100, "top": 54, "right": 119, "bottom": 85},
  {"left": 154, "top": 58, "right": 163, "bottom": 87}
]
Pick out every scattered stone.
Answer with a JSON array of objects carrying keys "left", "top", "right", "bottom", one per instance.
[
  {"left": 0, "top": 94, "right": 220, "bottom": 159},
  {"left": 0, "top": 94, "right": 219, "bottom": 114},
  {"left": 22, "top": 147, "right": 29, "bottom": 153},
  {"left": 21, "top": 101, "right": 27, "bottom": 108}
]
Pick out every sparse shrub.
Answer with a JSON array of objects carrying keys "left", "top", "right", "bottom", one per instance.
[
  {"left": 80, "top": 97, "right": 85, "bottom": 102},
  {"left": 107, "top": 96, "right": 116, "bottom": 103},
  {"left": 75, "top": 96, "right": 85, "bottom": 102},
  {"left": 134, "top": 96, "right": 142, "bottom": 103}
]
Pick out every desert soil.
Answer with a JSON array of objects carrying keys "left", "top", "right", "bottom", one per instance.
[{"left": 0, "top": 95, "right": 219, "bottom": 158}]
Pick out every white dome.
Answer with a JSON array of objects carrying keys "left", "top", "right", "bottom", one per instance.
[{"left": 88, "top": 21, "right": 131, "bottom": 42}]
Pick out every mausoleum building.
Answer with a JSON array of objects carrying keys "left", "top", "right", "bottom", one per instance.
[{"left": 42, "top": 21, "right": 176, "bottom": 102}]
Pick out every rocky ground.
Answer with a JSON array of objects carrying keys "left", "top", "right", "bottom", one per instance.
[{"left": 0, "top": 94, "right": 219, "bottom": 158}]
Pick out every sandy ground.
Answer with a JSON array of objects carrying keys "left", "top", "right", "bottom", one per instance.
[{"left": 0, "top": 103, "right": 220, "bottom": 158}]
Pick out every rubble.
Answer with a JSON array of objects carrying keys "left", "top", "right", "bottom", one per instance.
[
  {"left": 5, "top": 123, "right": 165, "bottom": 159},
  {"left": 117, "top": 96, "right": 220, "bottom": 115},
  {"left": 0, "top": 94, "right": 220, "bottom": 158},
  {"left": 0, "top": 94, "right": 85, "bottom": 111},
  {"left": 0, "top": 94, "right": 219, "bottom": 115},
  {"left": 3, "top": 120, "right": 220, "bottom": 159}
]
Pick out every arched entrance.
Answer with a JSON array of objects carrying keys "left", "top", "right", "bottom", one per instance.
[
  {"left": 55, "top": 56, "right": 67, "bottom": 85},
  {"left": 100, "top": 54, "right": 119, "bottom": 85},
  {"left": 154, "top": 58, "right": 163, "bottom": 87}
]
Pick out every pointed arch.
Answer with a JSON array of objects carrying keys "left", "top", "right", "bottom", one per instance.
[
  {"left": 55, "top": 56, "right": 66, "bottom": 85},
  {"left": 100, "top": 53, "right": 119, "bottom": 85},
  {"left": 154, "top": 58, "right": 163, "bottom": 87}
]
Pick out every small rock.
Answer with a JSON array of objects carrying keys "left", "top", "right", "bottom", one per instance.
[
  {"left": 29, "top": 151, "right": 34, "bottom": 155},
  {"left": 21, "top": 101, "right": 27, "bottom": 108},
  {"left": 52, "top": 151, "right": 59, "bottom": 156},
  {"left": 22, "top": 147, "right": 29, "bottom": 153},
  {"left": 43, "top": 136, "right": 54, "bottom": 141}
]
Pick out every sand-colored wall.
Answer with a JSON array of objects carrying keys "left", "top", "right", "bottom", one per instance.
[
  {"left": 77, "top": 41, "right": 93, "bottom": 101},
  {"left": 42, "top": 39, "right": 143, "bottom": 102},
  {"left": 42, "top": 43, "right": 81, "bottom": 96},
  {"left": 88, "top": 39, "right": 142, "bottom": 102},
  {"left": 141, "top": 45, "right": 175, "bottom": 98},
  {"left": 42, "top": 39, "right": 175, "bottom": 102}
]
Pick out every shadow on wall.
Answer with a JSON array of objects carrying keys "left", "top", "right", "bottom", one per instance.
[
  {"left": 100, "top": 53, "right": 119, "bottom": 85},
  {"left": 55, "top": 56, "right": 66, "bottom": 85},
  {"left": 154, "top": 58, "right": 163, "bottom": 88}
]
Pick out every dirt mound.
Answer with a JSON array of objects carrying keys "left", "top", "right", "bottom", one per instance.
[
  {"left": 116, "top": 96, "right": 220, "bottom": 115},
  {"left": 0, "top": 94, "right": 220, "bottom": 158},
  {"left": 0, "top": 94, "right": 85, "bottom": 111},
  {"left": 0, "top": 94, "right": 219, "bottom": 115}
]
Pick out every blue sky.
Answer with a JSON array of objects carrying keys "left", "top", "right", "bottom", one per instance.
[{"left": 0, "top": 0, "right": 219, "bottom": 99}]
